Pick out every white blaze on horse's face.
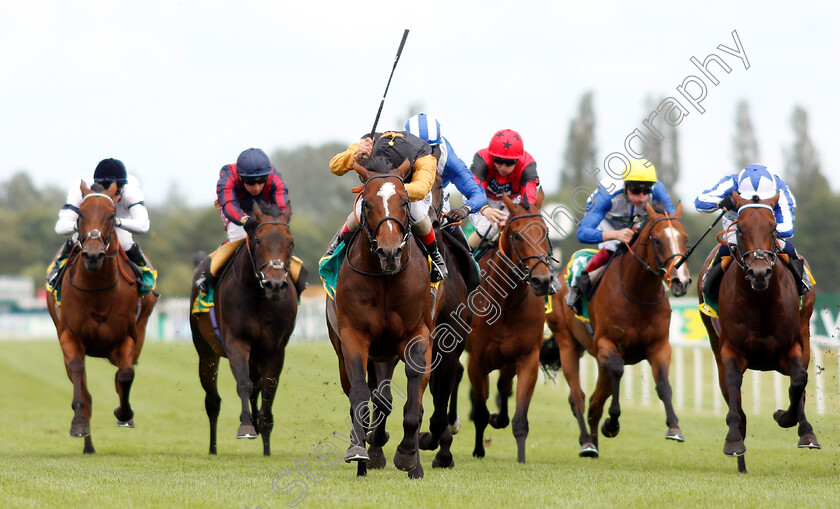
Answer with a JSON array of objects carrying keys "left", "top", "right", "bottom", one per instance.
[
  {"left": 664, "top": 225, "right": 690, "bottom": 282},
  {"left": 377, "top": 182, "right": 397, "bottom": 233}
]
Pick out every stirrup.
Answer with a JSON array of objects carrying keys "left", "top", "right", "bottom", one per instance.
[{"left": 195, "top": 275, "right": 209, "bottom": 293}]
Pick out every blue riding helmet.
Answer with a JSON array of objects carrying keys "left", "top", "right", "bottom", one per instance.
[
  {"left": 237, "top": 148, "right": 273, "bottom": 178},
  {"left": 93, "top": 158, "right": 128, "bottom": 185},
  {"left": 737, "top": 164, "right": 777, "bottom": 200},
  {"left": 404, "top": 113, "right": 442, "bottom": 146}
]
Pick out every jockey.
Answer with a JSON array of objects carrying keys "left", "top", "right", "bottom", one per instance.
[
  {"left": 47, "top": 158, "right": 150, "bottom": 290},
  {"left": 467, "top": 129, "right": 539, "bottom": 249},
  {"left": 404, "top": 113, "right": 487, "bottom": 228},
  {"left": 565, "top": 158, "right": 677, "bottom": 315},
  {"left": 694, "top": 164, "right": 809, "bottom": 299},
  {"left": 195, "top": 148, "right": 304, "bottom": 295},
  {"left": 323, "top": 130, "right": 448, "bottom": 283}
]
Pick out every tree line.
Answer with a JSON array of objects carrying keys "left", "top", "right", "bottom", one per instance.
[{"left": 2, "top": 100, "right": 838, "bottom": 297}]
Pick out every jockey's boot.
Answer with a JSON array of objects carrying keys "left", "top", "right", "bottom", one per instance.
[
  {"left": 788, "top": 256, "right": 811, "bottom": 295},
  {"left": 47, "top": 238, "right": 75, "bottom": 291},
  {"left": 126, "top": 243, "right": 148, "bottom": 267},
  {"left": 702, "top": 253, "right": 724, "bottom": 303},
  {"left": 426, "top": 240, "right": 448, "bottom": 283},
  {"left": 290, "top": 256, "right": 309, "bottom": 297},
  {"left": 565, "top": 271, "right": 590, "bottom": 316},
  {"left": 323, "top": 225, "right": 354, "bottom": 260},
  {"left": 195, "top": 270, "right": 217, "bottom": 294}
]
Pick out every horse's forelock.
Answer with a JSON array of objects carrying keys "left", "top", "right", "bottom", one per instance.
[
  {"left": 649, "top": 200, "right": 667, "bottom": 214},
  {"left": 257, "top": 201, "right": 284, "bottom": 219},
  {"left": 362, "top": 155, "right": 395, "bottom": 175},
  {"left": 91, "top": 182, "right": 106, "bottom": 193}
]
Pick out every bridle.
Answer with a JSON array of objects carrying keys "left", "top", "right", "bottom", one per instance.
[
  {"left": 730, "top": 203, "right": 778, "bottom": 274},
  {"left": 347, "top": 174, "right": 413, "bottom": 277},
  {"left": 499, "top": 213, "right": 557, "bottom": 280},
  {"left": 76, "top": 192, "right": 117, "bottom": 255},
  {"left": 245, "top": 221, "right": 292, "bottom": 289},
  {"left": 626, "top": 215, "right": 686, "bottom": 288}
]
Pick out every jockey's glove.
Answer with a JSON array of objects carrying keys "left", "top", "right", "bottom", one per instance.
[
  {"left": 446, "top": 206, "right": 471, "bottom": 222},
  {"left": 718, "top": 195, "right": 736, "bottom": 211}
]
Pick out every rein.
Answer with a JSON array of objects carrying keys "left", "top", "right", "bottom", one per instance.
[
  {"left": 618, "top": 214, "right": 685, "bottom": 306},
  {"left": 245, "top": 221, "right": 292, "bottom": 290},
  {"left": 730, "top": 203, "right": 778, "bottom": 274},
  {"left": 499, "top": 213, "right": 557, "bottom": 279}
]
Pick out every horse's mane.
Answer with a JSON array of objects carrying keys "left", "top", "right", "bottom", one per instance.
[
  {"left": 649, "top": 200, "right": 668, "bottom": 214},
  {"left": 361, "top": 155, "right": 396, "bottom": 175},
  {"left": 91, "top": 182, "right": 106, "bottom": 193}
]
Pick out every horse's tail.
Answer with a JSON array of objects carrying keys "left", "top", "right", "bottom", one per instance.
[
  {"left": 539, "top": 335, "right": 561, "bottom": 373},
  {"left": 192, "top": 251, "right": 208, "bottom": 267}
]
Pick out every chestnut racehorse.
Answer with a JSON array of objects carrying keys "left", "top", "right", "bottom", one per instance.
[
  {"left": 190, "top": 201, "right": 298, "bottom": 456},
  {"left": 697, "top": 192, "right": 818, "bottom": 473},
  {"left": 325, "top": 157, "right": 433, "bottom": 478},
  {"left": 467, "top": 189, "right": 553, "bottom": 463},
  {"left": 46, "top": 182, "right": 158, "bottom": 454},
  {"left": 544, "top": 202, "right": 691, "bottom": 458}
]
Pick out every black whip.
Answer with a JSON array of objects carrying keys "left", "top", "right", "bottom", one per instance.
[{"left": 369, "top": 29, "right": 409, "bottom": 139}]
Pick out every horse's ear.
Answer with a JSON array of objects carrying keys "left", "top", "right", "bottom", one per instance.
[
  {"left": 675, "top": 201, "right": 683, "bottom": 218},
  {"left": 80, "top": 180, "right": 91, "bottom": 195},
  {"left": 353, "top": 162, "right": 367, "bottom": 181},
  {"left": 252, "top": 201, "right": 264, "bottom": 221},
  {"left": 732, "top": 192, "right": 746, "bottom": 210},
  {"left": 395, "top": 158, "right": 411, "bottom": 179},
  {"left": 105, "top": 182, "right": 117, "bottom": 198},
  {"left": 501, "top": 193, "right": 515, "bottom": 211},
  {"left": 767, "top": 192, "right": 780, "bottom": 209},
  {"left": 535, "top": 187, "right": 545, "bottom": 209},
  {"left": 645, "top": 202, "right": 658, "bottom": 219}
]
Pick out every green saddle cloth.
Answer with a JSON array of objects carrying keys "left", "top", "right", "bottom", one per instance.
[
  {"left": 565, "top": 248, "right": 599, "bottom": 321},
  {"left": 319, "top": 241, "right": 348, "bottom": 300}
]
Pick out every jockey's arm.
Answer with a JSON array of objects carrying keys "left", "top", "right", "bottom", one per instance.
[
  {"left": 576, "top": 187, "right": 611, "bottom": 244},
  {"left": 329, "top": 143, "right": 361, "bottom": 176},
  {"left": 115, "top": 184, "right": 150, "bottom": 234},
  {"left": 519, "top": 161, "right": 539, "bottom": 204},
  {"left": 651, "top": 182, "right": 677, "bottom": 214},
  {"left": 404, "top": 154, "right": 437, "bottom": 201},
  {"left": 694, "top": 175, "right": 736, "bottom": 212},
  {"left": 55, "top": 180, "right": 84, "bottom": 236},
  {"left": 442, "top": 140, "right": 487, "bottom": 212}
]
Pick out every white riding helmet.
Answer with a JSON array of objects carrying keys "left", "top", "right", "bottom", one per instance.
[{"left": 737, "top": 164, "right": 777, "bottom": 200}]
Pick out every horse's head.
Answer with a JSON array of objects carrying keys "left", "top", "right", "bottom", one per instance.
[
  {"left": 246, "top": 200, "right": 294, "bottom": 301},
  {"left": 643, "top": 202, "right": 692, "bottom": 296},
  {"left": 500, "top": 189, "right": 553, "bottom": 296},
  {"left": 732, "top": 192, "right": 780, "bottom": 291},
  {"left": 77, "top": 181, "right": 118, "bottom": 272},
  {"left": 354, "top": 156, "right": 412, "bottom": 273}
]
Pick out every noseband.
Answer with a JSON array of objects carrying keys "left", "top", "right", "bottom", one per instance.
[
  {"left": 246, "top": 221, "right": 292, "bottom": 289},
  {"left": 732, "top": 203, "right": 778, "bottom": 273},
  {"left": 77, "top": 192, "right": 116, "bottom": 254}
]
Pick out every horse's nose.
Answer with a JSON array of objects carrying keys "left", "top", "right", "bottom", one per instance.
[
  {"left": 670, "top": 277, "right": 692, "bottom": 297},
  {"left": 375, "top": 247, "right": 402, "bottom": 272},
  {"left": 530, "top": 274, "right": 551, "bottom": 296},
  {"left": 81, "top": 251, "right": 104, "bottom": 268},
  {"left": 747, "top": 267, "right": 772, "bottom": 290}
]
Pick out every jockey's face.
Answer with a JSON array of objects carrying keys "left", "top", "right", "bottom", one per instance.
[
  {"left": 242, "top": 176, "right": 267, "bottom": 196},
  {"left": 493, "top": 157, "right": 517, "bottom": 176},
  {"left": 625, "top": 182, "right": 652, "bottom": 207}
]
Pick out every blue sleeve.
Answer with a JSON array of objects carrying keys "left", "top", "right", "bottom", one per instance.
[
  {"left": 440, "top": 139, "right": 486, "bottom": 211},
  {"left": 651, "top": 182, "right": 676, "bottom": 214},
  {"left": 694, "top": 174, "right": 736, "bottom": 212},
  {"left": 774, "top": 176, "right": 795, "bottom": 237},
  {"left": 576, "top": 187, "right": 612, "bottom": 244}
]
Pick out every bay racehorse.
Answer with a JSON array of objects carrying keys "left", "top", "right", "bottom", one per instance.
[
  {"left": 544, "top": 202, "right": 691, "bottom": 458},
  {"left": 697, "top": 192, "right": 818, "bottom": 473},
  {"left": 467, "top": 189, "right": 553, "bottom": 463},
  {"left": 325, "top": 157, "right": 433, "bottom": 478},
  {"left": 46, "top": 181, "right": 158, "bottom": 454},
  {"left": 189, "top": 200, "right": 298, "bottom": 456}
]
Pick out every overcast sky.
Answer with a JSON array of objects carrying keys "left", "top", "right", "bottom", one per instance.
[{"left": 1, "top": 0, "right": 837, "bottom": 209}]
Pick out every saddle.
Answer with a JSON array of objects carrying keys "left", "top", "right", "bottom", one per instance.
[{"left": 441, "top": 227, "right": 481, "bottom": 291}]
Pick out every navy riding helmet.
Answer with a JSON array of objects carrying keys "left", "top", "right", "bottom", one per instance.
[
  {"left": 93, "top": 158, "right": 128, "bottom": 185},
  {"left": 237, "top": 148, "right": 273, "bottom": 178}
]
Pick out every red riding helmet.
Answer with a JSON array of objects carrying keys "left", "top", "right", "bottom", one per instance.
[{"left": 487, "top": 129, "right": 524, "bottom": 160}]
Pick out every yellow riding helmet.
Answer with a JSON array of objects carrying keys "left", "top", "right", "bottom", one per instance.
[{"left": 623, "top": 159, "right": 658, "bottom": 183}]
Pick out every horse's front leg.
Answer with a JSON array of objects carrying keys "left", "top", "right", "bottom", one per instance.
[
  {"left": 338, "top": 329, "right": 371, "bottom": 464},
  {"left": 721, "top": 353, "right": 747, "bottom": 458},
  {"left": 395, "top": 331, "right": 431, "bottom": 479},
  {"left": 367, "top": 359, "right": 397, "bottom": 469},
  {"left": 772, "top": 351, "right": 820, "bottom": 449},
  {"left": 596, "top": 343, "right": 624, "bottom": 439},
  {"left": 257, "top": 352, "right": 285, "bottom": 456},
  {"left": 59, "top": 332, "right": 95, "bottom": 453},
  {"left": 511, "top": 347, "right": 540, "bottom": 463},
  {"left": 489, "top": 364, "right": 514, "bottom": 429},
  {"left": 468, "top": 356, "right": 490, "bottom": 459},
  {"left": 648, "top": 341, "right": 683, "bottom": 442},
  {"left": 112, "top": 335, "right": 137, "bottom": 427},
  {"left": 225, "top": 337, "right": 257, "bottom": 439}
]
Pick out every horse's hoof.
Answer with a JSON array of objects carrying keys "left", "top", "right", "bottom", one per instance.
[
  {"left": 601, "top": 419, "right": 620, "bottom": 438},
  {"left": 432, "top": 452, "right": 454, "bottom": 468},
  {"left": 419, "top": 431, "right": 436, "bottom": 450},
  {"left": 367, "top": 446, "right": 386, "bottom": 469},
  {"left": 365, "top": 430, "right": 389, "bottom": 448},
  {"left": 344, "top": 445, "right": 369, "bottom": 463},
  {"left": 449, "top": 418, "right": 461, "bottom": 435},
  {"left": 408, "top": 463, "right": 424, "bottom": 479},
  {"left": 70, "top": 421, "right": 90, "bottom": 438},
  {"left": 579, "top": 443, "right": 599, "bottom": 457},
  {"left": 489, "top": 413, "right": 509, "bottom": 429},
  {"left": 723, "top": 439, "right": 746, "bottom": 457},
  {"left": 798, "top": 434, "right": 821, "bottom": 449},
  {"left": 665, "top": 428, "right": 684, "bottom": 442},
  {"left": 115, "top": 419, "right": 135, "bottom": 428},
  {"left": 113, "top": 407, "right": 134, "bottom": 423},
  {"left": 773, "top": 409, "right": 797, "bottom": 428},
  {"left": 236, "top": 424, "right": 258, "bottom": 439},
  {"left": 393, "top": 449, "right": 418, "bottom": 472},
  {"left": 472, "top": 446, "right": 485, "bottom": 458}
]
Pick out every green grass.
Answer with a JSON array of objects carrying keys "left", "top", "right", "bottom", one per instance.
[{"left": 1, "top": 339, "right": 838, "bottom": 508}]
